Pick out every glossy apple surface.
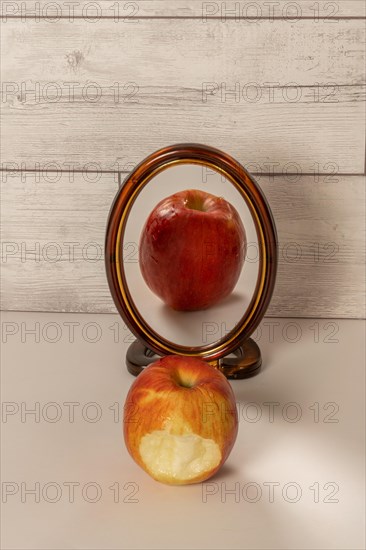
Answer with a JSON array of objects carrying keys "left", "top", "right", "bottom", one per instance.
[
  {"left": 123, "top": 355, "right": 238, "bottom": 485},
  {"left": 139, "top": 189, "right": 246, "bottom": 310}
]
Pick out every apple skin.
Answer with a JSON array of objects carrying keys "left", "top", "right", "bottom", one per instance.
[
  {"left": 139, "top": 189, "right": 246, "bottom": 311},
  {"left": 123, "top": 355, "right": 238, "bottom": 485}
]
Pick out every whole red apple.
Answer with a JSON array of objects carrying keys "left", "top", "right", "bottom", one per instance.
[
  {"left": 123, "top": 355, "right": 238, "bottom": 485},
  {"left": 139, "top": 189, "right": 246, "bottom": 310}
]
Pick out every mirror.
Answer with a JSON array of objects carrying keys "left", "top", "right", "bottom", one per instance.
[
  {"left": 122, "top": 163, "right": 259, "bottom": 348},
  {"left": 105, "top": 143, "right": 277, "bottom": 376}
]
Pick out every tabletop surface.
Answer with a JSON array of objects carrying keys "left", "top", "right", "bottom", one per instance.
[{"left": 1, "top": 311, "right": 365, "bottom": 550}]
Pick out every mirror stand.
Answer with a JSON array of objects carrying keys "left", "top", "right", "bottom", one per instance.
[{"left": 126, "top": 338, "right": 262, "bottom": 380}]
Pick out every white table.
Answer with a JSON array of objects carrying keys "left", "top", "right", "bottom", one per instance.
[{"left": 1, "top": 311, "right": 365, "bottom": 550}]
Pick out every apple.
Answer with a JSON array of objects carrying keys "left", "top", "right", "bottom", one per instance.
[
  {"left": 139, "top": 189, "right": 246, "bottom": 310},
  {"left": 123, "top": 355, "right": 238, "bottom": 485}
]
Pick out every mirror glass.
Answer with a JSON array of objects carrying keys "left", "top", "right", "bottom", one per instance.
[{"left": 122, "top": 163, "right": 260, "bottom": 348}]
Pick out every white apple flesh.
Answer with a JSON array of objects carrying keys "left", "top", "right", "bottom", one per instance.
[{"left": 123, "top": 355, "right": 238, "bottom": 485}]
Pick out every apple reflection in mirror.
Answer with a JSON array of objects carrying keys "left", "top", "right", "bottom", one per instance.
[{"left": 139, "top": 189, "right": 246, "bottom": 311}]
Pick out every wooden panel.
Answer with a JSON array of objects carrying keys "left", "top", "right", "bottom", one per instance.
[
  {"left": 263, "top": 175, "right": 366, "bottom": 318},
  {"left": 1, "top": 85, "right": 364, "bottom": 174},
  {"left": 2, "top": 19, "right": 364, "bottom": 86},
  {"left": 2, "top": 1, "right": 365, "bottom": 19},
  {"left": 1, "top": 172, "right": 364, "bottom": 318},
  {"left": 0, "top": 172, "right": 117, "bottom": 313},
  {"left": 1, "top": 19, "right": 365, "bottom": 172}
]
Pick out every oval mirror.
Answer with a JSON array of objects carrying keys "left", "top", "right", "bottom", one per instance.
[{"left": 105, "top": 144, "right": 277, "bottom": 379}]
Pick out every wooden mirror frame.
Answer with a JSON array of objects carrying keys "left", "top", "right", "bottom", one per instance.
[{"left": 105, "top": 144, "right": 278, "bottom": 375}]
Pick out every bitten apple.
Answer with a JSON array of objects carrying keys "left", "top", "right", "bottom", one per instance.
[
  {"left": 139, "top": 189, "right": 246, "bottom": 311},
  {"left": 123, "top": 355, "right": 238, "bottom": 485}
]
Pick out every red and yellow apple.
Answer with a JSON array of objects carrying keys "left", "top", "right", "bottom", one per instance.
[
  {"left": 139, "top": 189, "right": 246, "bottom": 311},
  {"left": 123, "top": 355, "right": 238, "bottom": 485}
]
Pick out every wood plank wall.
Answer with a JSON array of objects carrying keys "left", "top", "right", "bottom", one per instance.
[{"left": 1, "top": 1, "right": 365, "bottom": 318}]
